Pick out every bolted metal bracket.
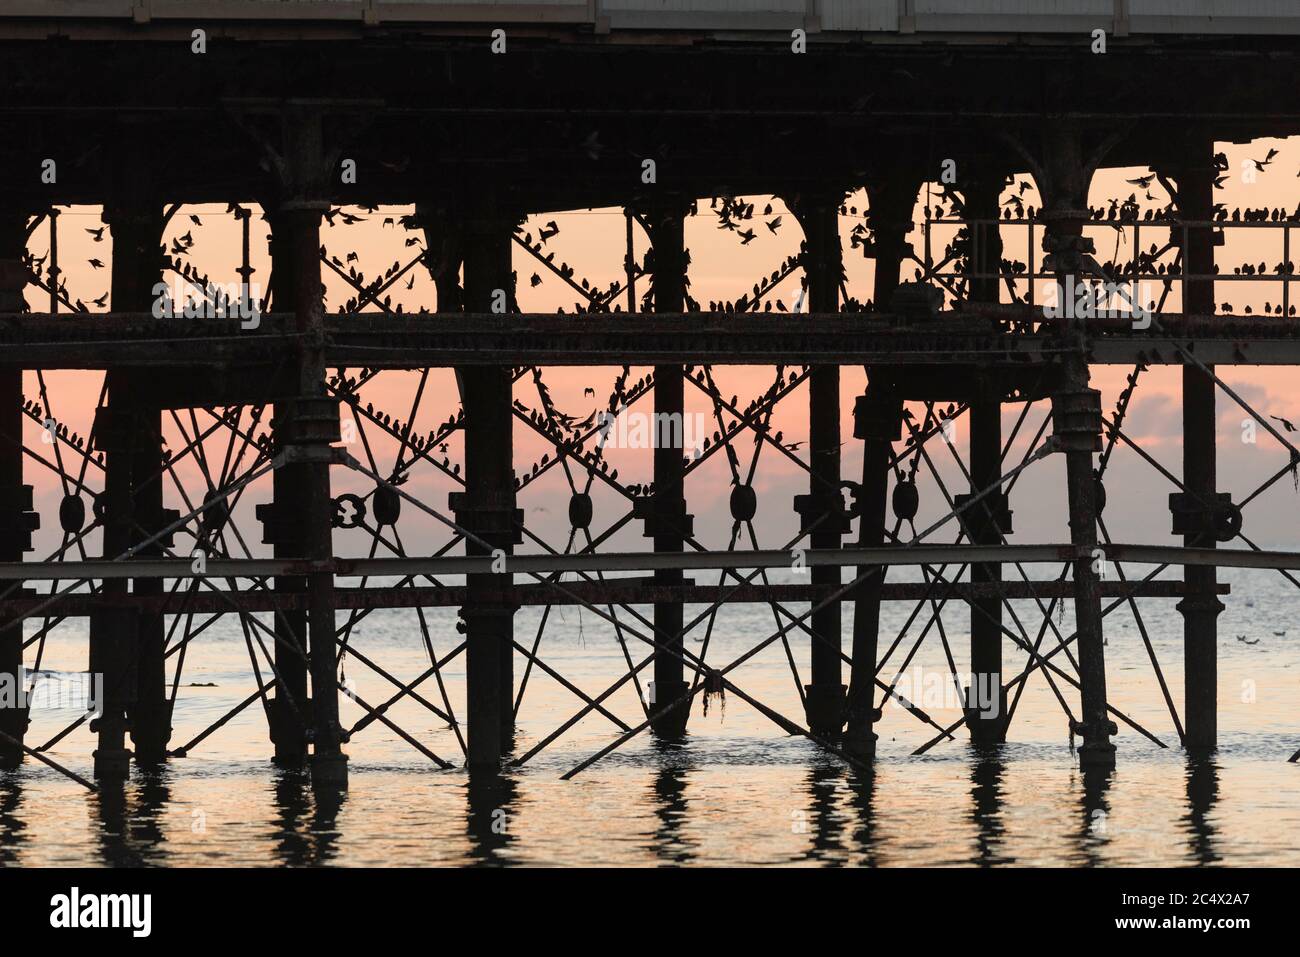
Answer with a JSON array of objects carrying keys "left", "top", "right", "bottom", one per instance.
[
  {"left": 793, "top": 488, "right": 852, "bottom": 536},
  {"left": 134, "top": 503, "right": 182, "bottom": 549},
  {"left": 1070, "top": 717, "right": 1119, "bottom": 739},
  {"left": 954, "top": 491, "right": 1013, "bottom": 537},
  {"left": 256, "top": 500, "right": 301, "bottom": 547},
  {"left": 0, "top": 484, "right": 39, "bottom": 554},
  {"left": 853, "top": 392, "right": 904, "bottom": 442},
  {"left": 1050, "top": 388, "right": 1103, "bottom": 453},
  {"left": 275, "top": 396, "right": 341, "bottom": 446},
  {"left": 1169, "top": 492, "right": 1242, "bottom": 543},
  {"left": 449, "top": 490, "right": 524, "bottom": 547},
  {"left": 633, "top": 495, "right": 694, "bottom": 539},
  {"left": 91, "top": 407, "right": 154, "bottom": 453},
  {"left": 889, "top": 283, "right": 943, "bottom": 324},
  {"left": 282, "top": 444, "right": 349, "bottom": 465}
]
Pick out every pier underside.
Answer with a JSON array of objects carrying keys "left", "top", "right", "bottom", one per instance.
[{"left": 2, "top": 17, "right": 1300, "bottom": 790}]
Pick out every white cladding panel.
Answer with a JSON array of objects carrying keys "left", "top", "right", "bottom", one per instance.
[
  {"left": 819, "top": 0, "right": 898, "bottom": 32},
  {"left": 1129, "top": 0, "right": 1295, "bottom": 13},
  {"left": 598, "top": 0, "right": 805, "bottom": 30},
  {"left": 5, "top": 0, "right": 1300, "bottom": 33},
  {"left": 600, "top": 0, "right": 804, "bottom": 10},
  {"left": 914, "top": 0, "right": 1111, "bottom": 14}
]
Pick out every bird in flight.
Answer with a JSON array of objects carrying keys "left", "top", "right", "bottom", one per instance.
[{"left": 1250, "top": 148, "right": 1279, "bottom": 171}]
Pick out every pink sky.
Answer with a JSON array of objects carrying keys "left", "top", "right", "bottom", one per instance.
[{"left": 18, "top": 136, "right": 1300, "bottom": 560}]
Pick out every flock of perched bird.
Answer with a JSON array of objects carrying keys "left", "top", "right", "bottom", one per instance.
[
  {"left": 20, "top": 145, "right": 1300, "bottom": 321},
  {"left": 15, "top": 155, "right": 1300, "bottom": 542}
]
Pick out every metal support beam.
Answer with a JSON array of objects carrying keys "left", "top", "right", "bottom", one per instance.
[
  {"left": 292, "top": 201, "right": 348, "bottom": 790},
  {"left": 15, "top": 311, "right": 1300, "bottom": 369},
  {"left": 265, "top": 107, "right": 349, "bottom": 788},
  {"left": 88, "top": 176, "right": 166, "bottom": 782},
  {"left": 967, "top": 399, "right": 1008, "bottom": 742},
  {"left": 415, "top": 198, "right": 464, "bottom": 313},
  {"left": 262, "top": 208, "right": 311, "bottom": 769},
  {"left": 87, "top": 393, "right": 135, "bottom": 784},
  {"left": 1041, "top": 123, "right": 1116, "bottom": 768},
  {"left": 1168, "top": 138, "right": 1224, "bottom": 752},
  {"left": 841, "top": 163, "right": 921, "bottom": 752},
  {"left": 637, "top": 195, "right": 692, "bottom": 738},
  {"left": 0, "top": 577, "right": 1223, "bottom": 619},
  {"left": 458, "top": 196, "right": 522, "bottom": 767},
  {"left": 104, "top": 181, "right": 171, "bottom": 767},
  {"left": 790, "top": 189, "right": 848, "bottom": 736},
  {"left": 865, "top": 167, "right": 920, "bottom": 310},
  {"left": 844, "top": 386, "right": 902, "bottom": 756},
  {"left": 0, "top": 541, "right": 1290, "bottom": 582},
  {"left": 0, "top": 199, "right": 34, "bottom": 769},
  {"left": 964, "top": 166, "right": 1009, "bottom": 743}
]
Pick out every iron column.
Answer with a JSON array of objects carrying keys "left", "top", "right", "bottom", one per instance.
[
  {"left": 790, "top": 190, "right": 849, "bottom": 736},
  {"left": 636, "top": 196, "right": 693, "bottom": 738},
  {"left": 1040, "top": 124, "right": 1116, "bottom": 768},
  {"left": 457, "top": 197, "right": 522, "bottom": 766},
  {"left": 102, "top": 186, "right": 171, "bottom": 767},
  {"left": 0, "top": 200, "right": 36, "bottom": 769},
  {"left": 841, "top": 170, "right": 920, "bottom": 752},
  {"left": 260, "top": 207, "right": 311, "bottom": 767},
  {"left": 1170, "top": 138, "right": 1224, "bottom": 752},
  {"left": 963, "top": 167, "right": 1009, "bottom": 743}
]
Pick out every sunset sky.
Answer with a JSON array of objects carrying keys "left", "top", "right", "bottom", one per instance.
[{"left": 18, "top": 135, "right": 1300, "bottom": 563}]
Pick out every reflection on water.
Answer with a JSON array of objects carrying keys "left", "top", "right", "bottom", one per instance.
[
  {"left": 1073, "top": 765, "right": 1114, "bottom": 868},
  {"left": 1, "top": 567, "right": 1298, "bottom": 866},
  {"left": 795, "top": 763, "right": 879, "bottom": 866},
  {"left": 1182, "top": 756, "right": 1220, "bottom": 866},
  {"left": 970, "top": 746, "right": 1012, "bottom": 867},
  {"left": 92, "top": 770, "right": 173, "bottom": 867},
  {"left": 843, "top": 768, "right": 879, "bottom": 866},
  {"left": 0, "top": 736, "right": 1285, "bottom": 867},
  {"left": 647, "top": 743, "right": 695, "bottom": 865},
  {"left": 0, "top": 778, "right": 25, "bottom": 865},
  {"left": 466, "top": 769, "right": 519, "bottom": 866},
  {"left": 272, "top": 769, "right": 312, "bottom": 866},
  {"left": 802, "top": 765, "right": 844, "bottom": 864},
  {"left": 270, "top": 769, "right": 346, "bottom": 866},
  {"left": 93, "top": 783, "right": 136, "bottom": 867}
]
